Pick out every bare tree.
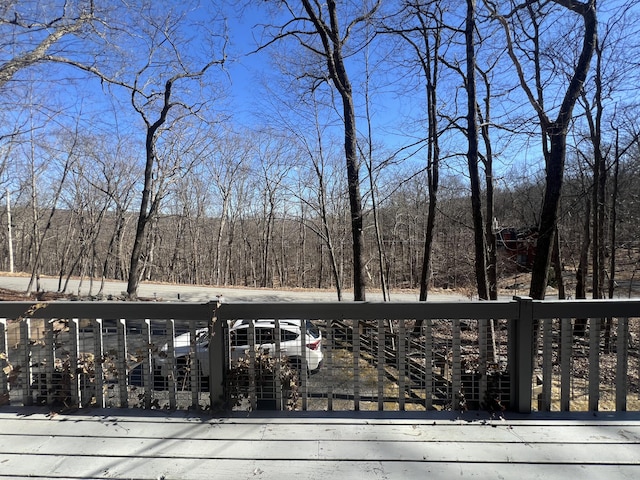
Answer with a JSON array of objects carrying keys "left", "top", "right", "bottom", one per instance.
[
  {"left": 0, "top": 1, "right": 97, "bottom": 88},
  {"left": 360, "top": 26, "right": 390, "bottom": 301},
  {"left": 465, "top": 0, "right": 490, "bottom": 300},
  {"left": 124, "top": 13, "right": 226, "bottom": 297},
  {"left": 250, "top": 133, "right": 295, "bottom": 288},
  {"left": 485, "top": 0, "right": 597, "bottom": 299},
  {"left": 387, "top": 1, "right": 444, "bottom": 302},
  {"left": 416, "top": 1, "right": 493, "bottom": 300},
  {"left": 299, "top": 109, "right": 345, "bottom": 300},
  {"left": 263, "top": 0, "right": 381, "bottom": 300},
  {"left": 92, "top": 141, "right": 137, "bottom": 293},
  {"left": 25, "top": 118, "right": 79, "bottom": 293},
  {"left": 477, "top": 64, "right": 499, "bottom": 300},
  {"left": 205, "top": 133, "right": 252, "bottom": 286}
]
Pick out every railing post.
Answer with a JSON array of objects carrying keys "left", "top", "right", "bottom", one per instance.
[
  {"left": 208, "top": 301, "right": 226, "bottom": 410},
  {"left": 511, "top": 296, "right": 533, "bottom": 413}
]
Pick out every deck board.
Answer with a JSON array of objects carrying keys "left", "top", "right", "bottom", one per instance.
[
  {"left": 6, "top": 417, "right": 640, "bottom": 442},
  {"left": 1, "top": 408, "right": 640, "bottom": 479}
]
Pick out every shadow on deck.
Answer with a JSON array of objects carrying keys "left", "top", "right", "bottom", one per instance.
[{"left": 1, "top": 406, "right": 639, "bottom": 479}]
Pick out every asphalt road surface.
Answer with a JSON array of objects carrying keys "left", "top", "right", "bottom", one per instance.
[{"left": 0, "top": 275, "right": 468, "bottom": 303}]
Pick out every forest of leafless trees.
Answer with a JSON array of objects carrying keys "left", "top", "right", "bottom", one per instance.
[{"left": 1, "top": 1, "right": 639, "bottom": 301}]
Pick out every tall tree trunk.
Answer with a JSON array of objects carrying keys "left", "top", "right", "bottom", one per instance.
[
  {"left": 486, "top": 0, "right": 597, "bottom": 300},
  {"left": 320, "top": 183, "right": 343, "bottom": 301},
  {"left": 528, "top": 1, "right": 597, "bottom": 299},
  {"left": 465, "top": 0, "right": 489, "bottom": 300},
  {"left": 5, "top": 188, "right": 14, "bottom": 274},
  {"left": 581, "top": 36, "right": 606, "bottom": 300},
  {"left": 127, "top": 76, "right": 178, "bottom": 298},
  {"left": 127, "top": 125, "right": 158, "bottom": 297},
  {"left": 608, "top": 128, "right": 621, "bottom": 300},
  {"left": 341, "top": 81, "right": 367, "bottom": 301},
  {"left": 552, "top": 227, "right": 565, "bottom": 299},
  {"left": 363, "top": 43, "right": 389, "bottom": 301},
  {"left": 300, "top": 0, "right": 372, "bottom": 301},
  {"left": 419, "top": 7, "right": 441, "bottom": 303},
  {"left": 214, "top": 193, "right": 229, "bottom": 286},
  {"left": 529, "top": 129, "right": 566, "bottom": 299},
  {"left": 477, "top": 66, "right": 497, "bottom": 300},
  {"left": 575, "top": 196, "right": 591, "bottom": 337}
]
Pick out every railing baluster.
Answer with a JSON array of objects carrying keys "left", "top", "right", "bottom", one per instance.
[
  {"left": 560, "top": 317, "right": 571, "bottom": 411},
  {"left": 398, "top": 320, "right": 406, "bottom": 411},
  {"left": 377, "top": 318, "right": 385, "bottom": 411},
  {"left": 44, "top": 319, "right": 54, "bottom": 406},
  {"left": 616, "top": 317, "right": 629, "bottom": 412},
  {"left": 188, "top": 321, "right": 198, "bottom": 409},
  {"left": 637, "top": 317, "right": 640, "bottom": 406},
  {"left": 452, "top": 318, "right": 461, "bottom": 410},
  {"left": 117, "top": 319, "right": 128, "bottom": 408},
  {"left": 353, "top": 318, "right": 360, "bottom": 411},
  {"left": 143, "top": 319, "right": 152, "bottom": 409},
  {"left": 20, "top": 319, "right": 31, "bottom": 406},
  {"left": 163, "top": 319, "right": 175, "bottom": 409},
  {"left": 165, "top": 319, "right": 176, "bottom": 410},
  {"left": 274, "top": 318, "right": 282, "bottom": 411},
  {"left": 479, "top": 318, "right": 488, "bottom": 411},
  {"left": 248, "top": 321, "right": 256, "bottom": 411},
  {"left": 69, "top": 319, "right": 80, "bottom": 408},
  {"left": 300, "top": 318, "right": 307, "bottom": 411},
  {"left": 93, "top": 319, "right": 104, "bottom": 408},
  {"left": 588, "top": 317, "right": 601, "bottom": 412},
  {"left": 542, "top": 318, "right": 553, "bottom": 411},
  {"left": 424, "top": 318, "right": 433, "bottom": 410},
  {"left": 0, "top": 319, "right": 7, "bottom": 402},
  {"left": 326, "top": 321, "right": 333, "bottom": 412}
]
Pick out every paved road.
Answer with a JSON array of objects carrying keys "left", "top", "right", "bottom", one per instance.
[{"left": 0, "top": 275, "right": 468, "bottom": 303}]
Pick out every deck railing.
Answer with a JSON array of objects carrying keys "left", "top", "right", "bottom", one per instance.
[{"left": 0, "top": 297, "right": 638, "bottom": 413}]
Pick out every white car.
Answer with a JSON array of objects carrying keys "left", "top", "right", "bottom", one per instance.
[
  {"left": 155, "top": 319, "right": 323, "bottom": 381},
  {"left": 154, "top": 327, "right": 210, "bottom": 383},
  {"left": 229, "top": 319, "right": 323, "bottom": 373}
]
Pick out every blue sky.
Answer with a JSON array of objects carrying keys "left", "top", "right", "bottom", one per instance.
[{"left": 3, "top": 0, "right": 639, "bottom": 198}]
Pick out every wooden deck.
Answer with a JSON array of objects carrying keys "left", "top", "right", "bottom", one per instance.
[{"left": 1, "top": 407, "right": 639, "bottom": 479}]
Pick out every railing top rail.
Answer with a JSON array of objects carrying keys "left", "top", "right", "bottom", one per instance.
[
  {"left": 533, "top": 298, "right": 640, "bottom": 318},
  {"left": 0, "top": 297, "right": 638, "bottom": 323},
  {"left": 216, "top": 300, "right": 520, "bottom": 321},
  {"left": 0, "top": 301, "right": 213, "bottom": 320}
]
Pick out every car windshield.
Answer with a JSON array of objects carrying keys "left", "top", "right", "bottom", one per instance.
[
  {"left": 229, "top": 319, "right": 320, "bottom": 347},
  {"left": 230, "top": 326, "right": 300, "bottom": 346},
  {"left": 305, "top": 320, "right": 320, "bottom": 338}
]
